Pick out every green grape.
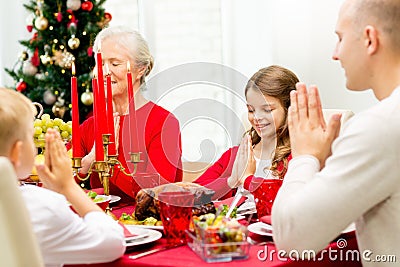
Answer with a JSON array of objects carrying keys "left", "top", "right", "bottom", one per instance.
[
  {"left": 45, "top": 120, "right": 54, "bottom": 128},
  {"left": 61, "top": 130, "right": 69, "bottom": 139},
  {"left": 66, "top": 124, "right": 72, "bottom": 134},
  {"left": 59, "top": 122, "right": 68, "bottom": 131},
  {"left": 33, "top": 119, "right": 43, "bottom": 127},
  {"left": 53, "top": 118, "right": 63, "bottom": 126},
  {"left": 41, "top": 114, "right": 51, "bottom": 121},
  {"left": 52, "top": 125, "right": 60, "bottom": 132},
  {"left": 34, "top": 126, "right": 43, "bottom": 136},
  {"left": 37, "top": 133, "right": 45, "bottom": 140}
]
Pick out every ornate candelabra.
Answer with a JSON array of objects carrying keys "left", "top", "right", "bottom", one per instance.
[{"left": 72, "top": 134, "right": 142, "bottom": 196}]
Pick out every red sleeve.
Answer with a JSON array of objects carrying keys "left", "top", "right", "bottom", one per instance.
[
  {"left": 193, "top": 146, "right": 239, "bottom": 200},
  {"left": 109, "top": 106, "right": 183, "bottom": 201},
  {"left": 146, "top": 112, "right": 182, "bottom": 183}
]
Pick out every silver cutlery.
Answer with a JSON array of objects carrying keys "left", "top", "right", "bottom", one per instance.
[
  {"left": 225, "top": 188, "right": 244, "bottom": 218},
  {"left": 129, "top": 245, "right": 182, "bottom": 260}
]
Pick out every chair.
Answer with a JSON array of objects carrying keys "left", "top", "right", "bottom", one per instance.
[
  {"left": 0, "top": 157, "right": 44, "bottom": 267},
  {"left": 182, "top": 161, "right": 211, "bottom": 182}
]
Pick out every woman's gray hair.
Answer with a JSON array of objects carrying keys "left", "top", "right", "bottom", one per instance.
[{"left": 93, "top": 26, "right": 154, "bottom": 84}]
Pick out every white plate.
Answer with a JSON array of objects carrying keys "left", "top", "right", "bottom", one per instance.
[
  {"left": 247, "top": 222, "right": 356, "bottom": 238},
  {"left": 124, "top": 225, "right": 162, "bottom": 247},
  {"left": 130, "top": 224, "right": 164, "bottom": 231},
  {"left": 109, "top": 195, "right": 121, "bottom": 204},
  {"left": 247, "top": 222, "right": 273, "bottom": 237}
]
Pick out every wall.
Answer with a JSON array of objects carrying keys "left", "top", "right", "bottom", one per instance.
[
  {"left": 0, "top": 1, "right": 29, "bottom": 88},
  {"left": 223, "top": 0, "right": 377, "bottom": 112}
]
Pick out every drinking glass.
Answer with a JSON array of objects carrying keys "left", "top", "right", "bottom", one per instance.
[{"left": 158, "top": 191, "right": 194, "bottom": 246}]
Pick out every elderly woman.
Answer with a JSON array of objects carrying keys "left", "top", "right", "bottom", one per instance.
[{"left": 78, "top": 26, "right": 182, "bottom": 203}]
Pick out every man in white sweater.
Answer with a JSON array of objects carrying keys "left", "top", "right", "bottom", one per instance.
[{"left": 272, "top": 0, "right": 400, "bottom": 266}]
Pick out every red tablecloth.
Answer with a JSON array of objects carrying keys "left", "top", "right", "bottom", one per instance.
[{"left": 66, "top": 203, "right": 362, "bottom": 267}]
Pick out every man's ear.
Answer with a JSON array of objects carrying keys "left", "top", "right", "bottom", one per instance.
[
  {"left": 9, "top": 141, "right": 22, "bottom": 170},
  {"left": 364, "top": 25, "right": 379, "bottom": 55}
]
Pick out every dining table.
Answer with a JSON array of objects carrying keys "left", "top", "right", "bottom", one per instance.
[{"left": 65, "top": 198, "right": 363, "bottom": 267}]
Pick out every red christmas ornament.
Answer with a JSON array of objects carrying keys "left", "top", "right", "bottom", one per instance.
[
  {"left": 31, "top": 48, "right": 40, "bottom": 67},
  {"left": 104, "top": 12, "right": 112, "bottom": 22},
  {"left": 87, "top": 46, "right": 93, "bottom": 57},
  {"left": 81, "top": 1, "right": 94, "bottom": 12},
  {"left": 27, "top": 25, "right": 33, "bottom": 32},
  {"left": 56, "top": 12, "right": 63, "bottom": 22},
  {"left": 30, "top": 32, "right": 38, "bottom": 44},
  {"left": 16, "top": 81, "right": 27, "bottom": 92}
]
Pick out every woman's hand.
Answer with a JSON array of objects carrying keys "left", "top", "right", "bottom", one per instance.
[
  {"left": 80, "top": 146, "right": 95, "bottom": 175},
  {"left": 228, "top": 135, "right": 256, "bottom": 188}
]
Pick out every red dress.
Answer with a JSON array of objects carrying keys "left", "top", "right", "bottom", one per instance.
[
  {"left": 194, "top": 146, "right": 291, "bottom": 200},
  {"left": 77, "top": 102, "right": 182, "bottom": 203}
]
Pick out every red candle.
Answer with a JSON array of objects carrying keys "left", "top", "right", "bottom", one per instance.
[
  {"left": 92, "top": 76, "right": 104, "bottom": 161},
  {"left": 127, "top": 61, "right": 139, "bottom": 153},
  {"left": 105, "top": 64, "right": 116, "bottom": 155},
  {"left": 96, "top": 45, "right": 108, "bottom": 134},
  {"left": 71, "top": 62, "right": 80, "bottom": 158}
]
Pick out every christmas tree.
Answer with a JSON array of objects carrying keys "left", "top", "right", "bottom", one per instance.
[{"left": 5, "top": 0, "right": 112, "bottom": 122}]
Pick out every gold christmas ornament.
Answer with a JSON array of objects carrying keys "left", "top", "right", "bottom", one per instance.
[
  {"left": 40, "top": 54, "right": 52, "bottom": 65},
  {"left": 52, "top": 104, "right": 66, "bottom": 118},
  {"left": 34, "top": 16, "right": 49, "bottom": 31},
  {"left": 68, "top": 36, "right": 80, "bottom": 50},
  {"left": 53, "top": 50, "right": 75, "bottom": 69},
  {"left": 20, "top": 51, "right": 29, "bottom": 61},
  {"left": 81, "top": 89, "right": 93, "bottom": 106}
]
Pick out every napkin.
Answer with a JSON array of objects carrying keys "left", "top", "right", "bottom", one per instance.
[
  {"left": 118, "top": 222, "right": 137, "bottom": 238},
  {"left": 259, "top": 215, "right": 271, "bottom": 225}
]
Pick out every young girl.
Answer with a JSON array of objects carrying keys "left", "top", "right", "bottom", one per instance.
[{"left": 194, "top": 65, "right": 298, "bottom": 200}]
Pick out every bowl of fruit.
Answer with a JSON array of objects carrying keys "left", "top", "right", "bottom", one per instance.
[{"left": 188, "top": 213, "right": 249, "bottom": 262}]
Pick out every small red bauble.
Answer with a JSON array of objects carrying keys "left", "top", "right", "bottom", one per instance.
[
  {"left": 87, "top": 46, "right": 93, "bottom": 57},
  {"left": 81, "top": 1, "right": 94, "bottom": 12},
  {"left": 104, "top": 12, "right": 112, "bottom": 22},
  {"left": 17, "top": 81, "right": 27, "bottom": 92}
]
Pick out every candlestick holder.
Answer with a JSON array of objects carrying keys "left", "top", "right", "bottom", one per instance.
[{"left": 74, "top": 134, "right": 142, "bottom": 195}]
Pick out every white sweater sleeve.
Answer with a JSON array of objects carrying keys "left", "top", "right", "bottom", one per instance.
[
  {"left": 272, "top": 110, "right": 400, "bottom": 255},
  {"left": 20, "top": 186, "right": 126, "bottom": 266}
]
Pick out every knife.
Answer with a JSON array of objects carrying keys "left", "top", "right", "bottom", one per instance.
[
  {"left": 225, "top": 187, "right": 244, "bottom": 218},
  {"left": 129, "top": 244, "right": 182, "bottom": 260}
]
